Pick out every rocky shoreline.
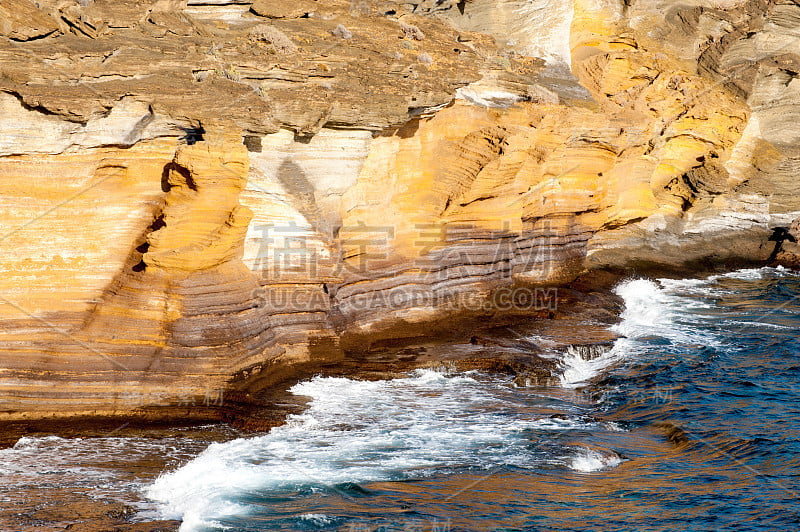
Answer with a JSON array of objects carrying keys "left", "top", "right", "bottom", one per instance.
[
  {"left": 1, "top": 0, "right": 800, "bottom": 429},
  {"left": 0, "top": 268, "right": 624, "bottom": 532},
  {"left": 2, "top": 0, "right": 800, "bottom": 530},
  {"left": 2, "top": 261, "right": 794, "bottom": 531}
]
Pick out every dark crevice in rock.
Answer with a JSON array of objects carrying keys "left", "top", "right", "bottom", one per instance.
[{"left": 181, "top": 126, "right": 206, "bottom": 145}]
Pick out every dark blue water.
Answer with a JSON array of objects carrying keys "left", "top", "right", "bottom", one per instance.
[
  {"left": 588, "top": 269, "right": 800, "bottom": 531},
  {"left": 2, "top": 267, "right": 799, "bottom": 531}
]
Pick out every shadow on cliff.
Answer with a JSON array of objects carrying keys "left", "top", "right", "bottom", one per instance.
[{"left": 275, "top": 159, "right": 332, "bottom": 239}]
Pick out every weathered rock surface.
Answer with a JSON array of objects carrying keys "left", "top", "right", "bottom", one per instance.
[
  {"left": 0, "top": 0, "right": 60, "bottom": 41},
  {"left": 0, "top": 0, "right": 798, "bottom": 422}
]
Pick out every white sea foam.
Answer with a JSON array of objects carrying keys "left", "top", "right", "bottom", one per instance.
[
  {"left": 559, "top": 265, "right": 798, "bottom": 387},
  {"left": 559, "top": 344, "right": 624, "bottom": 388},
  {"left": 559, "top": 279, "right": 667, "bottom": 387},
  {"left": 723, "top": 268, "right": 767, "bottom": 281},
  {"left": 560, "top": 275, "right": 727, "bottom": 388},
  {"left": 528, "top": 417, "right": 598, "bottom": 430},
  {"left": 658, "top": 266, "right": 798, "bottom": 292},
  {"left": 300, "top": 514, "right": 334, "bottom": 526},
  {"left": 720, "top": 265, "right": 794, "bottom": 281},
  {"left": 568, "top": 447, "right": 623, "bottom": 472},
  {"left": 724, "top": 319, "right": 793, "bottom": 330},
  {"left": 146, "top": 369, "right": 621, "bottom": 530},
  {"left": 610, "top": 278, "right": 714, "bottom": 344},
  {"left": 11, "top": 434, "right": 66, "bottom": 450}
]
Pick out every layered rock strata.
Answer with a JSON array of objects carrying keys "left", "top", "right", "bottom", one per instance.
[{"left": 0, "top": 0, "right": 797, "bottom": 422}]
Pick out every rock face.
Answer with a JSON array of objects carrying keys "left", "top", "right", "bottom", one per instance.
[
  {"left": 0, "top": 0, "right": 59, "bottom": 41},
  {"left": 0, "top": 0, "right": 798, "bottom": 422}
]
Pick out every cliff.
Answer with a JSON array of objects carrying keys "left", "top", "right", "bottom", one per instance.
[{"left": 0, "top": 0, "right": 798, "bottom": 422}]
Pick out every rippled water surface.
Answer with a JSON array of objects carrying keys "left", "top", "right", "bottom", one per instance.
[{"left": 2, "top": 267, "right": 800, "bottom": 531}]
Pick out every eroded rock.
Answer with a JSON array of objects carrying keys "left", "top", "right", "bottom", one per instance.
[
  {"left": 0, "top": 0, "right": 797, "bottom": 423},
  {"left": 0, "top": 0, "right": 59, "bottom": 41}
]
